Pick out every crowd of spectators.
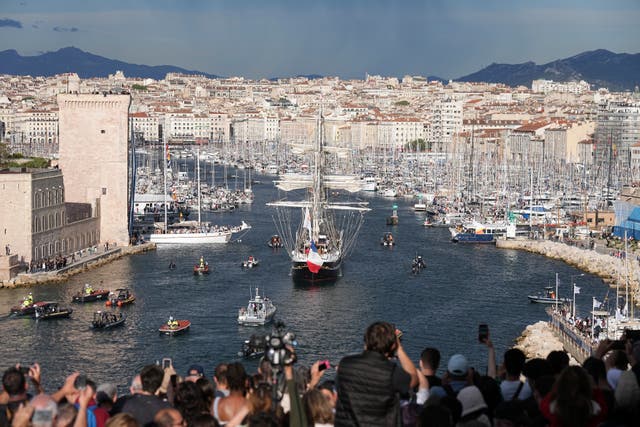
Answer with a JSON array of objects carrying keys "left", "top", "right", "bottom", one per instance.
[{"left": 1, "top": 320, "right": 640, "bottom": 427}]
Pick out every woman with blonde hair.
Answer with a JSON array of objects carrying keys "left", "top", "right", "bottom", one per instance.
[{"left": 303, "top": 388, "right": 334, "bottom": 427}]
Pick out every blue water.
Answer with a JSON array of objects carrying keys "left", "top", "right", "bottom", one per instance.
[{"left": 0, "top": 176, "right": 610, "bottom": 393}]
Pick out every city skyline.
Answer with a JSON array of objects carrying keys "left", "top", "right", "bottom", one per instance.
[{"left": 0, "top": 0, "right": 639, "bottom": 80}]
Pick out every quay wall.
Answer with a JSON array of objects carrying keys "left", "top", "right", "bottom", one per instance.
[
  {"left": 0, "top": 243, "right": 155, "bottom": 288},
  {"left": 496, "top": 238, "right": 640, "bottom": 306}
]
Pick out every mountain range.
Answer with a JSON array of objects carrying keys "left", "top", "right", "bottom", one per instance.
[
  {"left": 0, "top": 47, "right": 218, "bottom": 80},
  {"left": 0, "top": 47, "right": 638, "bottom": 91},
  {"left": 457, "top": 49, "right": 640, "bottom": 91}
]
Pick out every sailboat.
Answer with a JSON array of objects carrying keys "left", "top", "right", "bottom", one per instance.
[
  {"left": 150, "top": 144, "right": 250, "bottom": 245},
  {"left": 267, "top": 114, "right": 370, "bottom": 283}
]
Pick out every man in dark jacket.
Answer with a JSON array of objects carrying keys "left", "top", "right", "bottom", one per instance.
[
  {"left": 335, "top": 321, "right": 418, "bottom": 427},
  {"left": 118, "top": 365, "right": 170, "bottom": 427}
]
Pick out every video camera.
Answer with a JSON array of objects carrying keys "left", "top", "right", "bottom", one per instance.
[{"left": 265, "top": 321, "right": 297, "bottom": 367}]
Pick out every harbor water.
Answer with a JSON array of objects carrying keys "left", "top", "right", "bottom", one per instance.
[{"left": 0, "top": 174, "right": 609, "bottom": 391}]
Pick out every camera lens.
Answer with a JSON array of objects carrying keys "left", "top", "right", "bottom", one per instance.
[{"left": 269, "top": 337, "right": 282, "bottom": 348}]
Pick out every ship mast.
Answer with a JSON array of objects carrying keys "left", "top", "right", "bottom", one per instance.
[{"left": 312, "top": 113, "right": 324, "bottom": 240}]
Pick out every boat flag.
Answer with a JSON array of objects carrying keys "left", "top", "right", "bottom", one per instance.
[
  {"left": 573, "top": 285, "right": 581, "bottom": 294},
  {"left": 593, "top": 297, "right": 602, "bottom": 309},
  {"left": 307, "top": 240, "right": 323, "bottom": 274},
  {"left": 303, "top": 208, "right": 312, "bottom": 239}
]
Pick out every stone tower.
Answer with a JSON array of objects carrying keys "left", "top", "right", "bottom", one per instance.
[{"left": 57, "top": 93, "right": 132, "bottom": 246}]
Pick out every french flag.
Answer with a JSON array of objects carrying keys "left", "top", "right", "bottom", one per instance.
[{"left": 307, "top": 240, "right": 323, "bottom": 274}]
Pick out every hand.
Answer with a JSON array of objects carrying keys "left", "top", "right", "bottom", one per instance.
[
  {"left": 77, "top": 386, "right": 93, "bottom": 409},
  {"left": 308, "top": 360, "right": 326, "bottom": 389},
  {"left": 12, "top": 403, "right": 34, "bottom": 427},
  {"left": 62, "top": 372, "right": 80, "bottom": 394},
  {"left": 29, "top": 363, "right": 42, "bottom": 388}
]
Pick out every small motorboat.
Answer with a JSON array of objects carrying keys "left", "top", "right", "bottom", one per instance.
[
  {"left": 527, "top": 286, "right": 572, "bottom": 304},
  {"left": 92, "top": 311, "right": 125, "bottom": 329},
  {"left": 105, "top": 288, "right": 135, "bottom": 307},
  {"left": 72, "top": 284, "right": 110, "bottom": 303},
  {"left": 381, "top": 232, "right": 395, "bottom": 246},
  {"left": 267, "top": 235, "right": 283, "bottom": 248},
  {"left": 11, "top": 294, "right": 39, "bottom": 316},
  {"left": 159, "top": 319, "right": 191, "bottom": 335},
  {"left": 33, "top": 302, "right": 73, "bottom": 320},
  {"left": 241, "top": 257, "right": 260, "bottom": 269},
  {"left": 237, "top": 287, "right": 277, "bottom": 326},
  {"left": 238, "top": 334, "right": 267, "bottom": 358},
  {"left": 193, "top": 264, "right": 210, "bottom": 275},
  {"left": 423, "top": 219, "right": 434, "bottom": 227}
]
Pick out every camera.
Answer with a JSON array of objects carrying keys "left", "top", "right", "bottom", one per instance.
[
  {"left": 18, "top": 366, "right": 30, "bottom": 375},
  {"left": 318, "top": 360, "right": 330, "bottom": 371},
  {"left": 265, "top": 322, "right": 297, "bottom": 367}
]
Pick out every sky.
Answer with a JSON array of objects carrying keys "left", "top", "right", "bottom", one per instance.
[{"left": 0, "top": 0, "right": 639, "bottom": 80}]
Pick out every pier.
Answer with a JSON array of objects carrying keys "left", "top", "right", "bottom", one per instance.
[
  {"left": 0, "top": 242, "right": 156, "bottom": 288},
  {"left": 496, "top": 238, "right": 640, "bottom": 306}
]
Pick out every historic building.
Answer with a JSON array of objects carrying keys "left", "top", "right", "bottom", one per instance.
[{"left": 57, "top": 93, "right": 132, "bottom": 245}]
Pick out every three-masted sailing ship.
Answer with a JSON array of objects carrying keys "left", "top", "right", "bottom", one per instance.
[{"left": 267, "top": 115, "right": 370, "bottom": 283}]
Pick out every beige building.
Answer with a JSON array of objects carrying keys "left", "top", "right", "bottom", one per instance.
[
  {"left": 0, "top": 168, "right": 100, "bottom": 277},
  {"left": 57, "top": 93, "right": 131, "bottom": 246}
]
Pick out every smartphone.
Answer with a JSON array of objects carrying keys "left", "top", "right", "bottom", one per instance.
[
  {"left": 478, "top": 324, "right": 489, "bottom": 343},
  {"left": 18, "top": 366, "right": 30, "bottom": 375},
  {"left": 74, "top": 374, "right": 87, "bottom": 390},
  {"left": 162, "top": 358, "right": 173, "bottom": 369},
  {"left": 318, "top": 360, "right": 330, "bottom": 371}
]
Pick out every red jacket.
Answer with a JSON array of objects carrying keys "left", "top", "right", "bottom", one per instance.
[{"left": 539, "top": 388, "right": 608, "bottom": 427}]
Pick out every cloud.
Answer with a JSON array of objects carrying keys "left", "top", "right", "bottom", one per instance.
[
  {"left": 0, "top": 18, "right": 22, "bottom": 28},
  {"left": 53, "top": 26, "right": 79, "bottom": 32}
]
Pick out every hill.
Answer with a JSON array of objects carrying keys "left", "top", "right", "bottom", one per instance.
[
  {"left": 0, "top": 47, "right": 218, "bottom": 80},
  {"left": 456, "top": 49, "right": 640, "bottom": 91}
]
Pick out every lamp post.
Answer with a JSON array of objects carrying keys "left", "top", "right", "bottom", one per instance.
[{"left": 572, "top": 273, "right": 585, "bottom": 319}]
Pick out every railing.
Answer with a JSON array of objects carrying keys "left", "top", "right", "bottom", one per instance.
[{"left": 547, "top": 308, "right": 593, "bottom": 363}]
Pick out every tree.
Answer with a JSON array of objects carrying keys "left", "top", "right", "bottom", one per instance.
[
  {"left": 394, "top": 100, "right": 410, "bottom": 106},
  {"left": 404, "top": 138, "right": 430, "bottom": 151},
  {"left": 132, "top": 84, "right": 147, "bottom": 91}
]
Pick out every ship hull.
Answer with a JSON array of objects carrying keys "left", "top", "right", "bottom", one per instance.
[
  {"left": 291, "top": 260, "right": 342, "bottom": 283},
  {"left": 150, "top": 231, "right": 231, "bottom": 244}
]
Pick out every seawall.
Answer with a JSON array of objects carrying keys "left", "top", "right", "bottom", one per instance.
[
  {"left": 514, "top": 320, "right": 580, "bottom": 364},
  {"left": 0, "top": 243, "right": 156, "bottom": 288},
  {"left": 496, "top": 238, "right": 640, "bottom": 306}
]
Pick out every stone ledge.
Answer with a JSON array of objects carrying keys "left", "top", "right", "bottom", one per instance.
[{"left": 0, "top": 243, "right": 155, "bottom": 288}]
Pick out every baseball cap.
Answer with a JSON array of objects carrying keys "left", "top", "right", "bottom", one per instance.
[
  {"left": 447, "top": 354, "right": 468, "bottom": 377},
  {"left": 187, "top": 364, "right": 204, "bottom": 377}
]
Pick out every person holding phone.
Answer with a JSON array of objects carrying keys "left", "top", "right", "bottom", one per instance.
[{"left": 335, "top": 321, "right": 418, "bottom": 426}]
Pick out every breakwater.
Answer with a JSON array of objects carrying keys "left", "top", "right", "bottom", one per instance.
[
  {"left": 0, "top": 243, "right": 155, "bottom": 288},
  {"left": 514, "top": 320, "right": 579, "bottom": 364},
  {"left": 496, "top": 238, "right": 640, "bottom": 306}
]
